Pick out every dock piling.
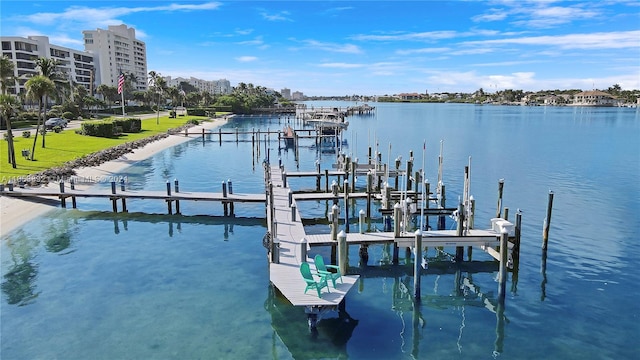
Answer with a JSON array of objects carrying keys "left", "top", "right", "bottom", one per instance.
[
  {"left": 338, "top": 230, "right": 348, "bottom": 275},
  {"left": 59, "top": 180, "right": 66, "bottom": 208},
  {"left": 542, "top": 191, "right": 554, "bottom": 250},
  {"left": 414, "top": 229, "right": 422, "bottom": 300},
  {"left": 455, "top": 200, "right": 465, "bottom": 262},
  {"left": 111, "top": 181, "right": 118, "bottom": 213},
  {"left": 300, "top": 237, "right": 308, "bottom": 261},
  {"left": 330, "top": 204, "right": 339, "bottom": 241},
  {"left": 498, "top": 228, "right": 509, "bottom": 302},
  {"left": 166, "top": 181, "right": 172, "bottom": 214},
  {"left": 343, "top": 180, "right": 349, "bottom": 233},
  {"left": 291, "top": 202, "right": 297, "bottom": 222},
  {"left": 174, "top": 179, "right": 180, "bottom": 214},
  {"left": 496, "top": 179, "right": 505, "bottom": 218},
  {"left": 271, "top": 236, "right": 280, "bottom": 264},
  {"left": 70, "top": 178, "right": 77, "bottom": 208}
]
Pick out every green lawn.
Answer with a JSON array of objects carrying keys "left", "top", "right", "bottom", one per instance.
[{"left": 0, "top": 115, "right": 209, "bottom": 183}]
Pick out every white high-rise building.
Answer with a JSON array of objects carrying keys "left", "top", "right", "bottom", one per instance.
[
  {"left": 1, "top": 35, "right": 96, "bottom": 95},
  {"left": 163, "top": 76, "right": 231, "bottom": 95},
  {"left": 280, "top": 88, "right": 291, "bottom": 100},
  {"left": 83, "top": 24, "right": 147, "bottom": 92}
]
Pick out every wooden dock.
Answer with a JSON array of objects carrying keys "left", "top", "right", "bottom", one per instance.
[
  {"left": 305, "top": 229, "right": 501, "bottom": 248},
  {"left": 0, "top": 182, "right": 265, "bottom": 215},
  {"left": 266, "top": 164, "right": 360, "bottom": 310}
]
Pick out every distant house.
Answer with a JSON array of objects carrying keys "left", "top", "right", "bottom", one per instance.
[
  {"left": 572, "top": 90, "right": 617, "bottom": 107},
  {"left": 397, "top": 93, "right": 423, "bottom": 100}
]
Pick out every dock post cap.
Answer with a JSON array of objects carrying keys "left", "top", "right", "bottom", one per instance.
[
  {"left": 415, "top": 229, "right": 423, "bottom": 236},
  {"left": 359, "top": 209, "right": 365, "bottom": 215},
  {"left": 337, "top": 230, "right": 346, "bottom": 238},
  {"left": 394, "top": 202, "right": 402, "bottom": 209}
]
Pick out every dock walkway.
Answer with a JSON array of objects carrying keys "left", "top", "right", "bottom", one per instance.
[{"left": 267, "top": 165, "right": 359, "bottom": 307}]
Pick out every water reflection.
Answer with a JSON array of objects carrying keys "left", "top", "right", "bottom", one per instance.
[
  {"left": 2, "top": 219, "right": 79, "bottom": 306},
  {"left": 1, "top": 229, "right": 40, "bottom": 306},
  {"left": 1, "top": 259, "right": 39, "bottom": 306},
  {"left": 264, "top": 285, "right": 357, "bottom": 359}
]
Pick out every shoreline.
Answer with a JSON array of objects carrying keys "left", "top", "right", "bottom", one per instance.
[{"left": 0, "top": 117, "right": 230, "bottom": 238}]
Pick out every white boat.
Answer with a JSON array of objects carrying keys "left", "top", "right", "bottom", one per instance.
[{"left": 305, "top": 111, "right": 349, "bottom": 131}]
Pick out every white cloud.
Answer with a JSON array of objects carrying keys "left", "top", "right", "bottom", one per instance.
[
  {"left": 463, "top": 30, "right": 640, "bottom": 50},
  {"left": 22, "top": 2, "right": 222, "bottom": 26},
  {"left": 473, "top": 1, "right": 604, "bottom": 29},
  {"left": 396, "top": 47, "right": 450, "bottom": 55},
  {"left": 261, "top": 11, "right": 293, "bottom": 22},
  {"left": 472, "top": 9, "right": 509, "bottom": 22},
  {"left": 318, "top": 63, "right": 364, "bottom": 69},
  {"left": 296, "top": 39, "right": 363, "bottom": 54},
  {"left": 350, "top": 31, "right": 458, "bottom": 42},
  {"left": 237, "top": 36, "right": 264, "bottom": 46},
  {"left": 236, "top": 56, "right": 258, "bottom": 62}
]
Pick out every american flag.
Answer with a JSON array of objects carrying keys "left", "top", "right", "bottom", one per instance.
[{"left": 117, "top": 73, "right": 125, "bottom": 94}]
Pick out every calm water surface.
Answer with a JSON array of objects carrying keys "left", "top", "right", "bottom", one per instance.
[{"left": 2, "top": 102, "right": 639, "bottom": 359}]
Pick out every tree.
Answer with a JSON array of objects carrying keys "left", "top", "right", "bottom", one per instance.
[
  {"left": 25, "top": 75, "right": 55, "bottom": 160},
  {"left": 166, "top": 86, "right": 179, "bottom": 107},
  {"left": 0, "top": 94, "right": 20, "bottom": 168},
  {"left": 148, "top": 71, "right": 167, "bottom": 124},
  {"left": 1, "top": 55, "right": 16, "bottom": 95},
  {"left": 96, "top": 84, "right": 118, "bottom": 108},
  {"left": 32, "top": 57, "right": 63, "bottom": 149},
  {"left": 607, "top": 84, "right": 622, "bottom": 96}
]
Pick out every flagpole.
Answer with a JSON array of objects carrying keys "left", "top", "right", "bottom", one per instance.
[
  {"left": 118, "top": 73, "right": 125, "bottom": 118},
  {"left": 120, "top": 89, "right": 125, "bottom": 118}
]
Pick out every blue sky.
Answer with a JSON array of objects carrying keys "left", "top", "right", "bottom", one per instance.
[{"left": 1, "top": 0, "right": 639, "bottom": 96}]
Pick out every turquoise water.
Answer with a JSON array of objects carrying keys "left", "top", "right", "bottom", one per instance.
[{"left": 2, "top": 103, "right": 639, "bottom": 359}]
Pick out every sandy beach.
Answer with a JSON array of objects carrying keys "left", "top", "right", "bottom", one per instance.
[{"left": 0, "top": 117, "right": 229, "bottom": 238}]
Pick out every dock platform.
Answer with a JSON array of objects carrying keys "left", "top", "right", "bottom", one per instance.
[{"left": 267, "top": 164, "right": 360, "bottom": 309}]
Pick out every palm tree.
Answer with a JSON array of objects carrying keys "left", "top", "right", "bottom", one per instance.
[
  {"left": 1, "top": 55, "right": 16, "bottom": 95},
  {"left": 148, "top": 71, "right": 167, "bottom": 124},
  {"left": 25, "top": 75, "right": 55, "bottom": 160},
  {"left": 0, "top": 94, "right": 21, "bottom": 168},
  {"left": 32, "top": 57, "right": 63, "bottom": 148}
]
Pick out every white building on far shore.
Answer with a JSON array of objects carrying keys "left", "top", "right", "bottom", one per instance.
[
  {"left": 571, "top": 90, "right": 617, "bottom": 107},
  {"left": 164, "top": 76, "right": 231, "bottom": 95}
]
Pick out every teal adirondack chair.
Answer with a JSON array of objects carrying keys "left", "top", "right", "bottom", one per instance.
[
  {"left": 300, "top": 262, "right": 330, "bottom": 298},
  {"left": 314, "top": 254, "right": 343, "bottom": 288}
]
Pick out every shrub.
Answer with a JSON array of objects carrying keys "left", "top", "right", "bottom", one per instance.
[
  {"left": 169, "top": 110, "right": 176, "bottom": 118},
  {"left": 113, "top": 118, "right": 141, "bottom": 133},
  {"left": 186, "top": 119, "right": 200, "bottom": 125},
  {"left": 17, "top": 112, "right": 39, "bottom": 122},
  {"left": 22, "top": 131, "right": 31, "bottom": 138},
  {"left": 62, "top": 112, "right": 74, "bottom": 120},
  {"left": 80, "top": 121, "right": 116, "bottom": 138},
  {"left": 3, "top": 133, "right": 13, "bottom": 141},
  {"left": 53, "top": 125, "right": 62, "bottom": 133}
]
